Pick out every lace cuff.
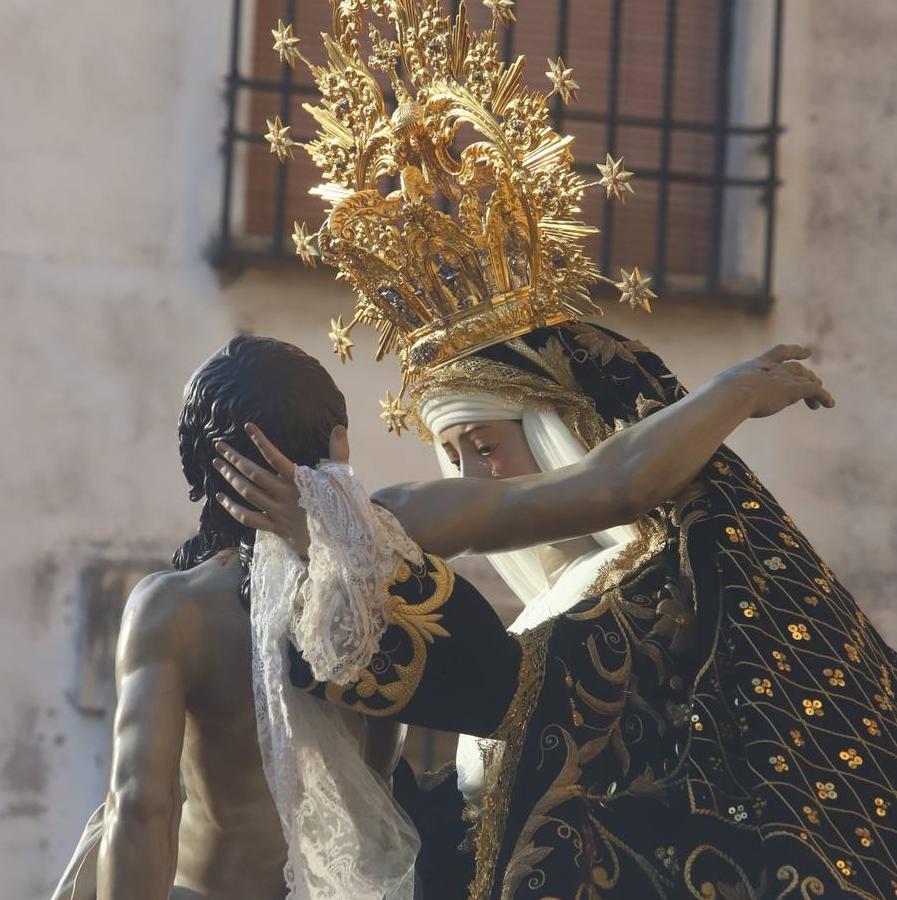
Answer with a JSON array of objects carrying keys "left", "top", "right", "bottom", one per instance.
[{"left": 292, "top": 461, "right": 424, "bottom": 686}]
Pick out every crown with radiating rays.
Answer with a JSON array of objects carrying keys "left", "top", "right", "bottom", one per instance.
[{"left": 266, "top": 1, "right": 653, "bottom": 434}]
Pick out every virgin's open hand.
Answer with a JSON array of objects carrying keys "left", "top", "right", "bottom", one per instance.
[
  {"left": 214, "top": 424, "right": 350, "bottom": 557},
  {"left": 719, "top": 344, "right": 835, "bottom": 419}
]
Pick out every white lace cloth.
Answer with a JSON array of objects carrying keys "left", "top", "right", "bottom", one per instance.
[
  {"left": 250, "top": 461, "right": 422, "bottom": 900},
  {"left": 293, "top": 462, "right": 424, "bottom": 685}
]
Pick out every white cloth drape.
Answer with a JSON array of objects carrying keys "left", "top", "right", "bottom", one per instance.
[{"left": 250, "top": 461, "right": 421, "bottom": 900}]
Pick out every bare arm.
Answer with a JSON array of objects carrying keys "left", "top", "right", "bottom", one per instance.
[
  {"left": 212, "top": 345, "right": 834, "bottom": 560},
  {"left": 97, "top": 576, "right": 188, "bottom": 900},
  {"left": 374, "top": 345, "right": 834, "bottom": 557}
]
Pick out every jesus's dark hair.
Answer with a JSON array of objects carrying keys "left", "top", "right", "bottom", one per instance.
[{"left": 173, "top": 335, "right": 347, "bottom": 605}]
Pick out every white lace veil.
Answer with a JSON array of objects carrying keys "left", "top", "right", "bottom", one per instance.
[
  {"left": 420, "top": 396, "right": 636, "bottom": 604},
  {"left": 250, "top": 462, "right": 421, "bottom": 900}
]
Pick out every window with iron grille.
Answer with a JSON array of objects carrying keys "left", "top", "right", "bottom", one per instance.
[{"left": 216, "top": 0, "right": 785, "bottom": 311}]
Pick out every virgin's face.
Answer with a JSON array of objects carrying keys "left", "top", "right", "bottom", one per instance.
[{"left": 439, "top": 419, "right": 541, "bottom": 480}]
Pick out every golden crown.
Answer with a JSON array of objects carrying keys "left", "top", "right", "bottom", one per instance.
[{"left": 267, "top": 1, "right": 654, "bottom": 434}]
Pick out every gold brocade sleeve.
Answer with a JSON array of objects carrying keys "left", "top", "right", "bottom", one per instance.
[{"left": 289, "top": 553, "right": 523, "bottom": 738}]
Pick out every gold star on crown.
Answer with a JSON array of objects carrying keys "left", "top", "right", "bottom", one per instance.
[
  {"left": 597, "top": 154, "right": 635, "bottom": 203},
  {"left": 292, "top": 221, "right": 319, "bottom": 267},
  {"left": 546, "top": 56, "right": 580, "bottom": 104},
  {"left": 484, "top": 0, "right": 516, "bottom": 26},
  {"left": 616, "top": 267, "right": 657, "bottom": 313},
  {"left": 379, "top": 391, "right": 409, "bottom": 436},
  {"left": 329, "top": 315, "right": 355, "bottom": 363},
  {"left": 266, "top": 2, "right": 653, "bottom": 431},
  {"left": 271, "top": 19, "right": 302, "bottom": 67},
  {"left": 264, "top": 115, "right": 296, "bottom": 162}
]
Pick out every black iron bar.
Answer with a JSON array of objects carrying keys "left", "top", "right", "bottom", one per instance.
[
  {"left": 563, "top": 107, "right": 781, "bottom": 137},
  {"left": 575, "top": 161, "right": 779, "bottom": 189},
  {"left": 601, "top": 0, "right": 624, "bottom": 276},
  {"left": 707, "top": 0, "right": 735, "bottom": 293},
  {"left": 653, "top": 0, "right": 679, "bottom": 294},
  {"left": 759, "top": 0, "right": 785, "bottom": 310},
  {"left": 503, "top": 11, "right": 516, "bottom": 62},
  {"left": 271, "top": 0, "right": 297, "bottom": 258},
  {"left": 218, "top": 0, "right": 243, "bottom": 260},
  {"left": 551, "top": 0, "right": 572, "bottom": 132},
  {"left": 230, "top": 75, "right": 318, "bottom": 97}
]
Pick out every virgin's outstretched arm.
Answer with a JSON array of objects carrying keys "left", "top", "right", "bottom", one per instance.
[
  {"left": 214, "top": 344, "right": 833, "bottom": 560},
  {"left": 375, "top": 344, "right": 834, "bottom": 556}
]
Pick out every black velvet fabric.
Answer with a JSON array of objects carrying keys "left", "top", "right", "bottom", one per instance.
[{"left": 286, "top": 323, "right": 897, "bottom": 898}]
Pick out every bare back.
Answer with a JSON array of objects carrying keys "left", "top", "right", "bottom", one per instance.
[
  {"left": 99, "top": 551, "right": 286, "bottom": 900},
  {"left": 170, "top": 553, "right": 287, "bottom": 899}
]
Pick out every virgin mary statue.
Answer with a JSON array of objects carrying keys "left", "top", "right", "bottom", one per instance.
[{"left": 400, "top": 320, "right": 897, "bottom": 899}]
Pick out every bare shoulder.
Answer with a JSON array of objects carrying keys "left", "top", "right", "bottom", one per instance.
[
  {"left": 117, "top": 555, "right": 243, "bottom": 675},
  {"left": 117, "top": 570, "right": 197, "bottom": 672}
]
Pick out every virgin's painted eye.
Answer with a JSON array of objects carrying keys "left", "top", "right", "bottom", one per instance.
[{"left": 477, "top": 445, "right": 495, "bottom": 457}]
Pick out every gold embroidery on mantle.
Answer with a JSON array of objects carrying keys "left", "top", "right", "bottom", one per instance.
[
  {"left": 324, "top": 553, "right": 453, "bottom": 717},
  {"left": 500, "top": 729, "right": 584, "bottom": 899},
  {"left": 470, "top": 621, "right": 553, "bottom": 900}
]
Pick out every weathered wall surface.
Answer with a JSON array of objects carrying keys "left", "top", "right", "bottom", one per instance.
[{"left": 0, "top": 0, "right": 895, "bottom": 896}]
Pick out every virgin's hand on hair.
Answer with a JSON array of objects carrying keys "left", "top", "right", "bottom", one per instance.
[
  {"left": 214, "top": 424, "right": 349, "bottom": 557},
  {"left": 214, "top": 428, "right": 310, "bottom": 557}
]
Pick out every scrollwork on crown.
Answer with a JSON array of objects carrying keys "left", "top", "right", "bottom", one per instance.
[{"left": 266, "top": 0, "right": 653, "bottom": 431}]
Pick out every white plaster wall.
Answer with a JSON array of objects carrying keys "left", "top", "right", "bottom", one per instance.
[{"left": 0, "top": 0, "right": 895, "bottom": 896}]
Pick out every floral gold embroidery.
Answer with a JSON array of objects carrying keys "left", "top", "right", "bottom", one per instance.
[
  {"left": 856, "top": 827, "right": 873, "bottom": 848},
  {"left": 874, "top": 797, "right": 890, "bottom": 817},
  {"left": 803, "top": 698, "right": 825, "bottom": 717},
  {"left": 881, "top": 665, "right": 895, "bottom": 699},
  {"left": 803, "top": 594, "right": 819, "bottom": 607},
  {"left": 824, "top": 667, "right": 846, "bottom": 687},
  {"left": 740, "top": 600, "right": 759, "bottom": 619},
  {"left": 765, "top": 556, "right": 787, "bottom": 571},
  {"left": 752, "top": 678, "right": 774, "bottom": 698},
  {"left": 726, "top": 526, "right": 745, "bottom": 544},
  {"left": 742, "top": 500, "right": 761, "bottom": 510},
  {"left": 769, "top": 754, "right": 789, "bottom": 773},
  {"left": 772, "top": 650, "right": 791, "bottom": 672},
  {"left": 838, "top": 747, "right": 863, "bottom": 769},
  {"left": 324, "top": 554, "right": 453, "bottom": 716},
  {"left": 803, "top": 804, "right": 820, "bottom": 824},
  {"left": 844, "top": 642, "right": 861, "bottom": 663},
  {"left": 863, "top": 716, "right": 881, "bottom": 736},
  {"left": 790, "top": 729, "right": 805, "bottom": 748},
  {"left": 779, "top": 531, "right": 799, "bottom": 548},
  {"left": 836, "top": 859, "right": 854, "bottom": 877},
  {"left": 816, "top": 781, "right": 838, "bottom": 800},
  {"left": 788, "top": 622, "right": 811, "bottom": 641},
  {"left": 727, "top": 803, "right": 748, "bottom": 822}
]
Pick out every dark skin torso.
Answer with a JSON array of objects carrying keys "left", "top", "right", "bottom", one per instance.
[
  {"left": 172, "top": 555, "right": 287, "bottom": 899},
  {"left": 100, "top": 552, "right": 287, "bottom": 900}
]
